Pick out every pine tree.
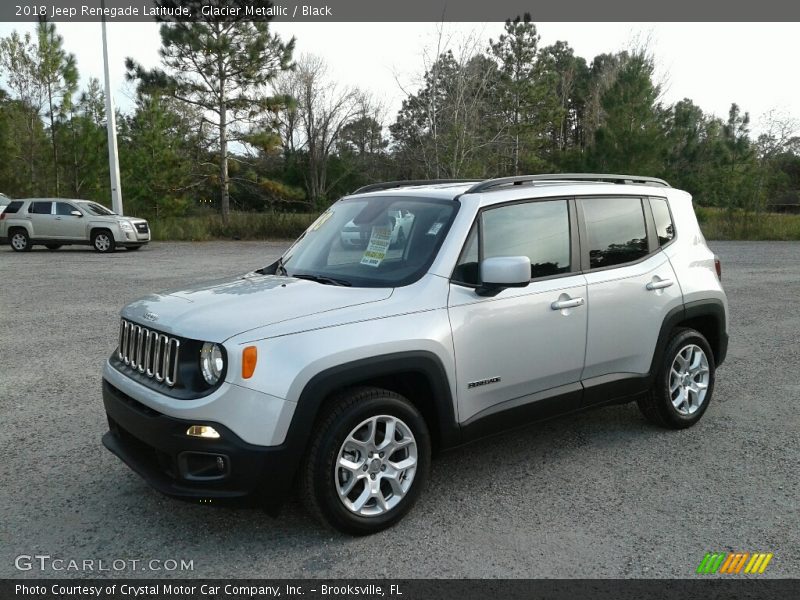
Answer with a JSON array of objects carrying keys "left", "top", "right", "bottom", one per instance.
[
  {"left": 127, "top": 1, "right": 294, "bottom": 222},
  {"left": 37, "top": 22, "right": 78, "bottom": 197}
]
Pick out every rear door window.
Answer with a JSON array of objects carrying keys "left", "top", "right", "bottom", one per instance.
[
  {"left": 28, "top": 201, "right": 53, "bottom": 215},
  {"left": 581, "top": 197, "right": 648, "bottom": 269}
]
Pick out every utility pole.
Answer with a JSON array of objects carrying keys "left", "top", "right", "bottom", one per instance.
[{"left": 101, "top": 0, "right": 123, "bottom": 214}]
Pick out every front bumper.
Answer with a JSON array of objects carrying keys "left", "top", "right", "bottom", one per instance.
[
  {"left": 102, "top": 379, "right": 296, "bottom": 509},
  {"left": 118, "top": 231, "right": 150, "bottom": 246}
]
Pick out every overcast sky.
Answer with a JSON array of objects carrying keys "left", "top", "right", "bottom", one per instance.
[{"left": 0, "top": 21, "right": 798, "bottom": 134}]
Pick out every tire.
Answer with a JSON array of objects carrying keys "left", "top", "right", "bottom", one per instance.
[
  {"left": 9, "top": 229, "right": 31, "bottom": 252},
  {"left": 127, "top": 245, "right": 142, "bottom": 251},
  {"left": 637, "top": 327, "right": 716, "bottom": 429},
  {"left": 300, "top": 387, "right": 431, "bottom": 535},
  {"left": 45, "top": 244, "right": 62, "bottom": 251},
  {"left": 91, "top": 229, "right": 115, "bottom": 253}
]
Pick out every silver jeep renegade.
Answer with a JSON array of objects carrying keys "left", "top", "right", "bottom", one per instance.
[{"left": 101, "top": 174, "right": 728, "bottom": 534}]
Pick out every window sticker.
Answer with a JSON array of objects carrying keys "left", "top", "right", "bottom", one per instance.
[
  {"left": 360, "top": 226, "right": 392, "bottom": 267},
  {"left": 310, "top": 209, "right": 334, "bottom": 231},
  {"left": 427, "top": 221, "right": 444, "bottom": 235}
]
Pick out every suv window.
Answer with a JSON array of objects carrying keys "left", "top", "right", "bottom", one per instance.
[
  {"left": 650, "top": 198, "right": 675, "bottom": 246},
  {"left": 483, "top": 200, "right": 571, "bottom": 280},
  {"left": 582, "top": 197, "right": 648, "bottom": 269},
  {"left": 29, "top": 201, "right": 53, "bottom": 215},
  {"left": 56, "top": 202, "right": 78, "bottom": 216},
  {"left": 4, "top": 201, "right": 23, "bottom": 214}
]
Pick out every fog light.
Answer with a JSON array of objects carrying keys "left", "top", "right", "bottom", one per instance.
[{"left": 186, "top": 425, "right": 220, "bottom": 439}]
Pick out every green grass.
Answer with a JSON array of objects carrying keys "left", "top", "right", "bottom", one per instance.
[
  {"left": 149, "top": 212, "right": 319, "bottom": 242},
  {"left": 148, "top": 208, "right": 800, "bottom": 242},
  {"left": 695, "top": 207, "right": 800, "bottom": 241}
]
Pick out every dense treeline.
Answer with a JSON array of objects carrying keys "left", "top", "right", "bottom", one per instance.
[{"left": 1, "top": 15, "right": 798, "bottom": 227}]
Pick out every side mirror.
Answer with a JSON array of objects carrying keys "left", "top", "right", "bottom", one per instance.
[
  {"left": 70, "top": 210, "right": 82, "bottom": 217},
  {"left": 477, "top": 256, "right": 531, "bottom": 297}
]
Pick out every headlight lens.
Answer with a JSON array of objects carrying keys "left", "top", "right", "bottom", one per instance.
[
  {"left": 119, "top": 221, "right": 134, "bottom": 231},
  {"left": 200, "top": 342, "right": 224, "bottom": 385}
]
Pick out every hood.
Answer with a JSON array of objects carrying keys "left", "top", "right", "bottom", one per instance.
[{"left": 120, "top": 272, "right": 393, "bottom": 342}]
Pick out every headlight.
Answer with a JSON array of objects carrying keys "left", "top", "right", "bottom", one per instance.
[
  {"left": 200, "top": 342, "right": 225, "bottom": 385},
  {"left": 119, "top": 221, "right": 134, "bottom": 231}
]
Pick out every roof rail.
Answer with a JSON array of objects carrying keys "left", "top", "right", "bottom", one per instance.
[
  {"left": 352, "top": 179, "right": 481, "bottom": 195},
  {"left": 465, "top": 173, "right": 670, "bottom": 194}
]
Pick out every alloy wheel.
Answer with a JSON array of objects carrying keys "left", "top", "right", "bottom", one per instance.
[
  {"left": 669, "top": 344, "right": 710, "bottom": 415},
  {"left": 95, "top": 233, "right": 111, "bottom": 252},
  {"left": 11, "top": 233, "right": 27, "bottom": 251},
  {"left": 334, "top": 415, "right": 418, "bottom": 517}
]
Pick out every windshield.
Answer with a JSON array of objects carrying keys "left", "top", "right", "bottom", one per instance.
[
  {"left": 82, "top": 202, "right": 115, "bottom": 216},
  {"left": 277, "top": 196, "right": 458, "bottom": 287}
]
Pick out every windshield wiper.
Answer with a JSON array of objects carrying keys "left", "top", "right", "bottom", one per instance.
[{"left": 292, "top": 273, "right": 352, "bottom": 287}]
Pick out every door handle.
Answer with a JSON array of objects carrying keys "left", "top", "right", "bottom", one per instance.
[
  {"left": 551, "top": 297, "right": 585, "bottom": 310},
  {"left": 646, "top": 278, "right": 674, "bottom": 291}
]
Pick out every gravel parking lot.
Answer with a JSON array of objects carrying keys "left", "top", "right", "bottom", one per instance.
[{"left": 0, "top": 241, "right": 797, "bottom": 578}]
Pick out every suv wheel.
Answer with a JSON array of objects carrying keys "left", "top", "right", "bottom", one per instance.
[
  {"left": 638, "top": 327, "right": 716, "bottom": 429},
  {"left": 9, "top": 229, "right": 31, "bottom": 252},
  {"left": 92, "top": 230, "right": 115, "bottom": 253},
  {"left": 300, "top": 387, "right": 431, "bottom": 535}
]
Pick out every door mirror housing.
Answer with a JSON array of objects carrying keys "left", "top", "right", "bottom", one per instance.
[
  {"left": 70, "top": 210, "right": 82, "bottom": 217},
  {"left": 477, "top": 256, "right": 531, "bottom": 296}
]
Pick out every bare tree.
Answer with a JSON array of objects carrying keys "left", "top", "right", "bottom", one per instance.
[
  {"left": 273, "top": 54, "right": 360, "bottom": 206},
  {"left": 392, "top": 28, "right": 501, "bottom": 178}
]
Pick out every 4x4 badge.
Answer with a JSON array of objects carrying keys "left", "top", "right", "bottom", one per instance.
[{"left": 143, "top": 312, "right": 159, "bottom": 322}]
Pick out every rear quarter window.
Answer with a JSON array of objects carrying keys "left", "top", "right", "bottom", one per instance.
[
  {"left": 650, "top": 198, "right": 676, "bottom": 246},
  {"left": 4, "top": 201, "right": 23, "bottom": 214}
]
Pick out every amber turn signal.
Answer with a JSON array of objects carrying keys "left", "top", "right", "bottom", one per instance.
[{"left": 242, "top": 346, "right": 257, "bottom": 379}]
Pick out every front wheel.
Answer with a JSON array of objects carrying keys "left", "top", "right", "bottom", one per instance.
[
  {"left": 92, "top": 230, "right": 115, "bottom": 253},
  {"left": 638, "top": 327, "right": 716, "bottom": 429},
  {"left": 300, "top": 387, "right": 431, "bottom": 535}
]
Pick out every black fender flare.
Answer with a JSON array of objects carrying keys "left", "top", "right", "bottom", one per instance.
[
  {"left": 278, "top": 351, "right": 461, "bottom": 484},
  {"left": 649, "top": 298, "right": 728, "bottom": 381}
]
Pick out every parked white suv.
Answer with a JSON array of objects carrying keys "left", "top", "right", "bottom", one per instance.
[
  {"left": 0, "top": 198, "right": 150, "bottom": 252},
  {"left": 101, "top": 174, "right": 728, "bottom": 534}
]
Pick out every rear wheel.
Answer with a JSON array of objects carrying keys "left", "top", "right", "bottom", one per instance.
[
  {"left": 300, "top": 387, "right": 431, "bottom": 535},
  {"left": 91, "top": 230, "right": 115, "bottom": 253},
  {"left": 45, "top": 244, "right": 62, "bottom": 251},
  {"left": 9, "top": 229, "right": 30, "bottom": 252},
  {"left": 638, "top": 327, "right": 716, "bottom": 429}
]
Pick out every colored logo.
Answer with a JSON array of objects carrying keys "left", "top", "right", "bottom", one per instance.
[{"left": 696, "top": 552, "right": 774, "bottom": 574}]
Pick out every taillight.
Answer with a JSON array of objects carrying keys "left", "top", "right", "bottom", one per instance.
[
  {"left": 714, "top": 256, "right": 722, "bottom": 281},
  {"left": 0, "top": 213, "right": 6, "bottom": 220}
]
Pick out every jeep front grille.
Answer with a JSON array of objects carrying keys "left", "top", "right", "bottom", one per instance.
[{"left": 118, "top": 319, "right": 180, "bottom": 386}]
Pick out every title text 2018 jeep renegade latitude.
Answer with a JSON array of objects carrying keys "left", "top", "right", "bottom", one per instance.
[{"left": 101, "top": 174, "right": 728, "bottom": 534}]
